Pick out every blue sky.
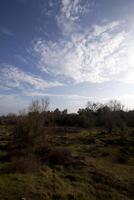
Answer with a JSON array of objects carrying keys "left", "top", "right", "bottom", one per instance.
[{"left": 0, "top": 0, "right": 134, "bottom": 114}]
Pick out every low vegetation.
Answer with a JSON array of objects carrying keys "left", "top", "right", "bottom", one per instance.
[{"left": 0, "top": 99, "right": 134, "bottom": 199}]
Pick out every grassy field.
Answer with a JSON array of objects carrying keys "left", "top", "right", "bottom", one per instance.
[{"left": 0, "top": 125, "right": 134, "bottom": 200}]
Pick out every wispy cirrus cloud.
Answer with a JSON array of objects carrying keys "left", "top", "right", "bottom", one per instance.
[
  {"left": 15, "top": 55, "right": 28, "bottom": 64},
  {"left": 33, "top": 20, "right": 134, "bottom": 84},
  {"left": 0, "top": 27, "right": 13, "bottom": 36},
  {"left": 0, "top": 64, "right": 63, "bottom": 91},
  {"left": 25, "top": 91, "right": 92, "bottom": 100},
  {"left": 56, "top": 0, "right": 92, "bottom": 35},
  {"left": 61, "top": 0, "right": 90, "bottom": 21}
]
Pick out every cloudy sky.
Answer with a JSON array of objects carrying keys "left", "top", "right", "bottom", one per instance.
[{"left": 0, "top": 0, "right": 134, "bottom": 114}]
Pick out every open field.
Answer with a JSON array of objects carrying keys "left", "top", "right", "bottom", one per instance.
[{"left": 0, "top": 125, "right": 133, "bottom": 200}]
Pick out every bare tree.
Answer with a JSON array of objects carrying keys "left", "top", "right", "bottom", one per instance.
[
  {"left": 86, "top": 101, "right": 102, "bottom": 112},
  {"left": 41, "top": 98, "right": 50, "bottom": 112},
  {"left": 28, "top": 99, "right": 41, "bottom": 113},
  {"left": 106, "top": 100, "right": 124, "bottom": 112},
  {"left": 28, "top": 98, "right": 50, "bottom": 113}
]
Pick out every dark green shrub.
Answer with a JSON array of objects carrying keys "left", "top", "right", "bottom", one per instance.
[
  {"left": 39, "top": 147, "right": 72, "bottom": 166},
  {"left": 117, "top": 148, "right": 128, "bottom": 164},
  {"left": 9, "top": 154, "right": 39, "bottom": 173}
]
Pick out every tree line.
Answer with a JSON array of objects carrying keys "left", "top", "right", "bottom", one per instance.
[{"left": 0, "top": 99, "right": 134, "bottom": 133}]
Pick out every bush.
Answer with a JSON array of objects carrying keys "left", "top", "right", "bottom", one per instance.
[
  {"left": 13, "top": 116, "right": 34, "bottom": 149},
  {"left": 9, "top": 154, "right": 39, "bottom": 173},
  {"left": 35, "top": 143, "right": 50, "bottom": 159},
  {"left": 117, "top": 148, "right": 128, "bottom": 164},
  {"left": 38, "top": 147, "right": 72, "bottom": 166},
  {"left": 49, "top": 147, "right": 72, "bottom": 166}
]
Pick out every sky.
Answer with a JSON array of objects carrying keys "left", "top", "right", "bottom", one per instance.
[{"left": 0, "top": 0, "right": 134, "bottom": 114}]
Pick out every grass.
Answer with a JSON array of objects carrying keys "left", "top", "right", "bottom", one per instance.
[{"left": 0, "top": 125, "right": 134, "bottom": 199}]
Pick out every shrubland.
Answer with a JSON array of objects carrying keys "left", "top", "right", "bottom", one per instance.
[{"left": 0, "top": 99, "right": 133, "bottom": 199}]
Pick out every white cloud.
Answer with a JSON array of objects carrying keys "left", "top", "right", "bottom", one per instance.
[
  {"left": 26, "top": 91, "right": 92, "bottom": 100},
  {"left": 57, "top": 0, "right": 91, "bottom": 35},
  {"left": 92, "top": 21, "right": 121, "bottom": 37},
  {"left": 34, "top": 20, "right": 134, "bottom": 84},
  {"left": 56, "top": 14, "right": 80, "bottom": 36},
  {"left": 0, "top": 65, "right": 63, "bottom": 90},
  {"left": 61, "top": 0, "right": 90, "bottom": 21}
]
